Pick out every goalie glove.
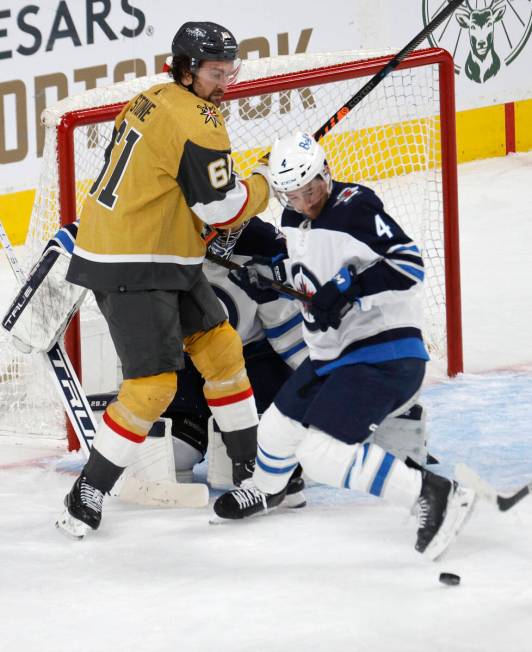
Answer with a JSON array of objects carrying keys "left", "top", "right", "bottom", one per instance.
[
  {"left": 1, "top": 222, "right": 87, "bottom": 353},
  {"left": 309, "top": 265, "right": 361, "bottom": 332},
  {"left": 229, "top": 254, "right": 288, "bottom": 304}
]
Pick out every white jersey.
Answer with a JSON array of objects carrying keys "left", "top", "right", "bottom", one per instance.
[
  {"left": 204, "top": 220, "right": 307, "bottom": 370},
  {"left": 281, "top": 181, "right": 429, "bottom": 373}
]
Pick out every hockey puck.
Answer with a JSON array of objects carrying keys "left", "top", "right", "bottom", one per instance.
[{"left": 439, "top": 572, "right": 461, "bottom": 586}]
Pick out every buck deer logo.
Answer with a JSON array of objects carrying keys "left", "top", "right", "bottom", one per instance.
[
  {"left": 422, "top": 0, "right": 532, "bottom": 83},
  {"left": 456, "top": 0, "right": 506, "bottom": 83}
]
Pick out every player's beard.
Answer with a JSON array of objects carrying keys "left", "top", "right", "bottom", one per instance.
[{"left": 208, "top": 90, "right": 224, "bottom": 107}]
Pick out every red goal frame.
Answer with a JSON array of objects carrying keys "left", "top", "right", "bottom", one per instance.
[{"left": 55, "top": 48, "right": 462, "bottom": 450}]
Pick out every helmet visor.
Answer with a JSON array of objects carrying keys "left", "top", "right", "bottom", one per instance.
[
  {"left": 195, "top": 59, "right": 241, "bottom": 87},
  {"left": 275, "top": 174, "right": 331, "bottom": 213}
]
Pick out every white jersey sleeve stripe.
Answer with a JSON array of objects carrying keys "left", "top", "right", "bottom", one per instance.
[{"left": 191, "top": 180, "right": 249, "bottom": 227}]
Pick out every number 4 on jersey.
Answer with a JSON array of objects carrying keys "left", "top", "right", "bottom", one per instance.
[{"left": 375, "top": 213, "right": 393, "bottom": 238}]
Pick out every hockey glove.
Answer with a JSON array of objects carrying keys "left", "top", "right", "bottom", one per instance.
[
  {"left": 309, "top": 265, "right": 360, "bottom": 332},
  {"left": 251, "top": 158, "right": 273, "bottom": 198},
  {"left": 229, "top": 254, "right": 288, "bottom": 304}
]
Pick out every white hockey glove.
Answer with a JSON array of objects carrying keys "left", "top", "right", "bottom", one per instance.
[{"left": 1, "top": 222, "right": 87, "bottom": 353}]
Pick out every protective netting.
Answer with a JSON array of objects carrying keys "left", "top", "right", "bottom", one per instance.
[{"left": 0, "top": 49, "right": 455, "bottom": 440}]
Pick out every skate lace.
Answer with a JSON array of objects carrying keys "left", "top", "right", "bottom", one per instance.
[
  {"left": 416, "top": 497, "right": 430, "bottom": 528},
  {"left": 80, "top": 481, "right": 104, "bottom": 514},
  {"left": 233, "top": 486, "right": 268, "bottom": 510}
]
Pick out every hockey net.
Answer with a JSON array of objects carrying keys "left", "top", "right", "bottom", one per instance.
[{"left": 0, "top": 48, "right": 461, "bottom": 445}]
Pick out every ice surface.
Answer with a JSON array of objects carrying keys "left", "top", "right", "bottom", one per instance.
[{"left": 1, "top": 153, "right": 531, "bottom": 652}]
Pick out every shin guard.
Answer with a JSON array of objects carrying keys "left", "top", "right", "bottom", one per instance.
[
  {"left": 297, "top": 428, "right": 422, "bottom": 511},
  {"left": 253, "top": 405, "right": 305, "bottom": 495}
]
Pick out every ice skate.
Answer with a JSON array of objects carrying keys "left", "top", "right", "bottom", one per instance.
[
  {"left": 212, "top": 484, "right": 288, "bottom": 522},
  {"left": 55, "top": 475, "right": 104, "bottom": 539},
  {"left": 415, "top": 470, "right": 475, "bottom": 560},
  {"left": 284, "top": 464, "right": 306, "bottom": 508},
  {"left": 212, "top": 464, "right": 306, "bottom": 522}
]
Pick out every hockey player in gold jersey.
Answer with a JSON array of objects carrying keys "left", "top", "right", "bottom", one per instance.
[{"left": 57, "top": 22, "right": 271, "bottom": 538}]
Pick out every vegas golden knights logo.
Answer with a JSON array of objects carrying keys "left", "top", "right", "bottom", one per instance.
[
  {"left": 197, "top": 103, "right": 222, "bottom": 127},
  {"left": 422, "top": 0, "right": 532, "bottom": 83}
]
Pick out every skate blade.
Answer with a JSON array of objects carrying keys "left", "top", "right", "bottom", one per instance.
[
  {"left": 283, "top": 491, "right": 306, "bottom": 509},
  {"left": 423, "top": 486, "right": 476, "bottom": 561},
  {"left": 208, "top": 495, "right": 305, "bottom": 525},
  {"left": 208, "top": 508, "right": 272, "bottom": 525},
  {"left": 55, "top": 508, "right": 89, "bottom": 540},
  {"left": 454, "top": 463, "right": 497, "bottom": 503}
]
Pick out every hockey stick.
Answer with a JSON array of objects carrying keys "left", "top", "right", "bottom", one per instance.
[
  {"left": 206, "top": 251, "right": 309, "bottom": 301},
  {"left": 455, "top": 463, "right": 532, "bottom": 512},
  {"left": 209, "top": 0, "right": 466, "bottom": 246},
  {"left": 312, "top": 0, "right": 466, "bottom": 140},
  {"left": 0, "top": 222, "right": 207, "bottom": 508}
]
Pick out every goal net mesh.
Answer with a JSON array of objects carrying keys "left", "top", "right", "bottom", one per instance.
[{"left": 0, "top": 49, "right": 455, "bottom": 441}]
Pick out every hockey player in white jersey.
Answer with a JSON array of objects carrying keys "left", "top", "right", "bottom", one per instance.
[{"left": 213, "top": 132, "right": 475, "bottom": 560}]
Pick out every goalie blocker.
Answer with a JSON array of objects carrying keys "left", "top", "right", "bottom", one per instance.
[{"left": 1, "top": 222, "right": 86, "bottom": 353}]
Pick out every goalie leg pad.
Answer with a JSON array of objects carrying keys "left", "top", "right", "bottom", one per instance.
[
  {"left": 169, "top": 412, "right": 208, "bottom": 482},
  {"left": 207, "top": 417, "right": 234, "bottom": 490},
  {"left": 370, "top": 404, "right": 428, "bottom": 466},
  {"left": 252, "top": 405, "right": 305, "bottom": 495},
  {"left": 296, "top": 429, "right": 422, "bottom": 511},
  {"left": 113, "top": 417, "right": 178, "bottom": 492}
]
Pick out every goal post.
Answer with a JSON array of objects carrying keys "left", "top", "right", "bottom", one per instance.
[{"left": 0, "top": 47, "right": 462, "bottom": 449}]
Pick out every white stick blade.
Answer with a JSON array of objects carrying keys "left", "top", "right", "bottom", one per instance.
[{"left": 455, "top": 463, "right": 497, "bottom": 503}]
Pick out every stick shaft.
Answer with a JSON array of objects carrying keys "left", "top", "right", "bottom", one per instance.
[
  {"left": 0, "top": 220, "right": 95, "bottom": 456},
  {"left": 0, "top": 223, "right": 26, "bottom": 281},
  {"left": 206, "top": 251, "right": 309, "bottom": 301},
  {"left": 313, "top": 0, "right": 466, "bottom": 140}
]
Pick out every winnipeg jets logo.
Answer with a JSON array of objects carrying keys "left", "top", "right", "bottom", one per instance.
[
  {"left": 197, "top": 103, "right": 221, "bottom": 128},
  {"left": 334, "top": 186, "right": 360, "bottom": 206},
  {"left": 291, "top": 263, "right": 321, "bottom": 330}
]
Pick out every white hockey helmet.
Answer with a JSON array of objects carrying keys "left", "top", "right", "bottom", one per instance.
[{"left": 268, "top": 131, "right": 331, "bottom": 209}]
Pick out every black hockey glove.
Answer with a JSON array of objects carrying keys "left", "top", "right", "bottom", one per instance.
[
  {"left": 229, "top": 254, "right": 288, "bottom": 305},
  {"left": 309, "top": 265, "right": 361, "bottom": 332}
]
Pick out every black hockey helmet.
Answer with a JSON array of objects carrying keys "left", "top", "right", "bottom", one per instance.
[{"left": 172, "top": 22, "right": 239, "bottom": 72}]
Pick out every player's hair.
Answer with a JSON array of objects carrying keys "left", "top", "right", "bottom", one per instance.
[{"left": 169, "top": 54, "right": 193, "bottom": 87}]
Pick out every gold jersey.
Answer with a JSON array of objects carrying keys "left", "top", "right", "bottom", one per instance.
[{"left": 67, "top": 81, "right": 269, "bottom": 292}]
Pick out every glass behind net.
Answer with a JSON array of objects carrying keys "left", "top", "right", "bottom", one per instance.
[{"left": 0, "top": 49, "right": 452, "bottom": 441}]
